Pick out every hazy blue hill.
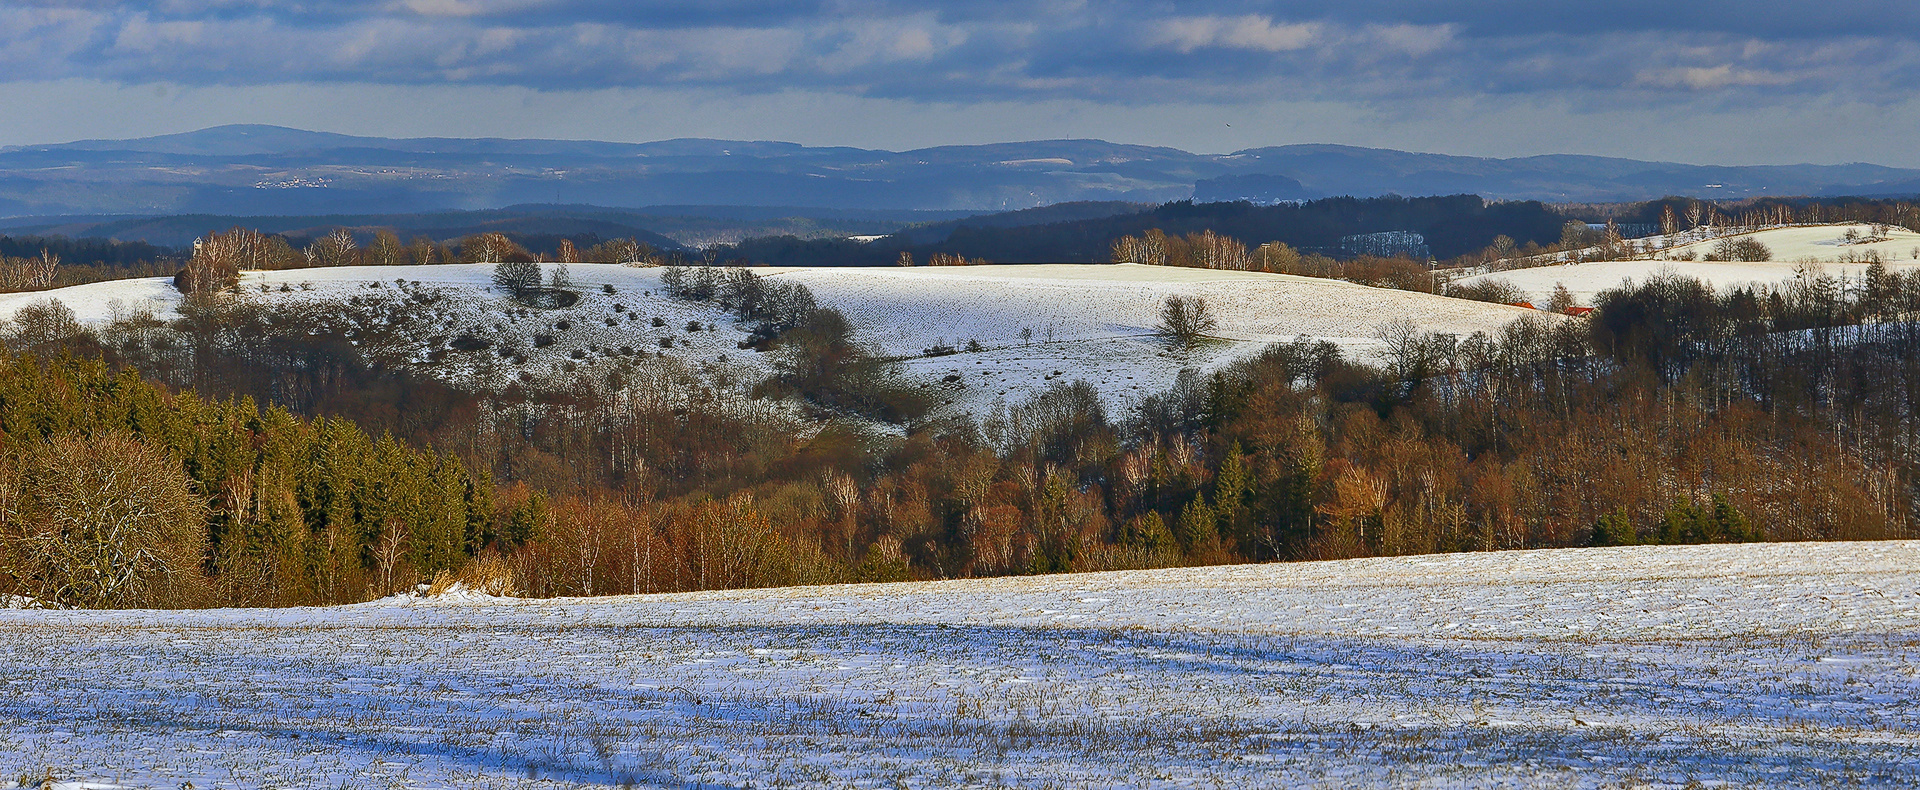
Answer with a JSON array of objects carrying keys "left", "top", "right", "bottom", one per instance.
[{"left": 2, "top": 125, "right": 1917, "bottom": 218}]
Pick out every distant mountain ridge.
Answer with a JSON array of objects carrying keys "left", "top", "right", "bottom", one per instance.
[{"left": 2, "top": 124, "right": 1917, "bottom": 218}]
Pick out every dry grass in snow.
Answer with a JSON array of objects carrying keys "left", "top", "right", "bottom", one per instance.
[{"left": 3, "top": 540, "right": 1918, "bottom": 788}]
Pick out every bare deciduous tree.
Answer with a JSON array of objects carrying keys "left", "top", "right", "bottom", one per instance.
[
  {"left": 1156, "top": 295, "right": 1217, "bottom": 347},
  {"left": 462, "top": 232, "right": 530, "bottom": 264},
  {"left": 367, "top": 229, "right": 405, "bottom": 266},
  {"left": 307, "top": 227, "right": 359, "bottom": 268},
  {"left": 0, "top": 433, "right": 207, "bottom": 609}
]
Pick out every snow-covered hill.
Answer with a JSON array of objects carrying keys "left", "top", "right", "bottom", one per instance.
[
  {"left": 4, "top": 540, "right": 1917, "bottom": 788},
  {"left": 0, "top": 263, "right": 1537, "bottom": 415},
  {"left": 1454, "top": 223, "right": 1920, "bottom": 305}
]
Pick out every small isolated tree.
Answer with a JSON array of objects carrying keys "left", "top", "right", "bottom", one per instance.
[
  {"left": 1559, "top": 220, "right": 1595, "bottom": 253},
  {"left": 897, "top": 250, "right": 915, "bottom": 267},
  {"left": 492, "top": 260, "right": 540, "bottom": 297},
  {"left": 1157, "top": 295, "right": 1217, "bottom": 347},
  {"left": 548, "top": 262, "right": 574, "bottom": 291}
]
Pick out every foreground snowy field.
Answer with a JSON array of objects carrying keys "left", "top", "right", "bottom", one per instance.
[
  {"left": 1455, "top": 223, "right": 1920, "bottom": 305},
  {"left": 4, "top": 541, "right": 1918, "bottom": 788},
  {"left": 0, "top": 263, "right": 1532, "bottom": 415}
]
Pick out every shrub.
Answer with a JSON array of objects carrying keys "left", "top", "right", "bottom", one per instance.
[
  {"left": 765, "top": 307, "right": 933, "bottom": 423},
  {"left": 491, "top": 261, "right": 540, "bottom": 296},
  {"left": 1446, "top": 279, "right": 1530, "bottom": 305},
  {"left": 1709, "top": 237, "right": 1772, "bottom": 262},
  {"left": 0, "top": 433, "right": 208, "bottom": 608}
]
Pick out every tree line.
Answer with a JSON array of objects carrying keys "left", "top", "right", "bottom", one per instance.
[{"left": 687, "top": 195, "right": 1567, "bottom": 268}]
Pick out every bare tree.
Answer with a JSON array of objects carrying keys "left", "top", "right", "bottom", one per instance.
[
  {"left": 1254, "top": 241, "right": 1301, "bottom": 274},
  {"left": 0, "top": 249, "right": 58, "bottom": 291},
  {"left": 1548, "top": 283, "right": 1577, "bottom": 314},
  {"left": 462, "top": 232, "right": 529, "bottom": 264},
  {"left": 0, "top": 433, "right": 207, "bottom": 608},
  {"left": 367, "top": 229, "right": 405, "bottom": 266},
  {"left": 1156, "top": 295, "right": 1217, "bottom": 347},
  {"left": 407, "top": 235, "right": 441, "bottom": 265},
  {"left": 308, "top": 227, "right": 359, "bottom": 268},
  {"left": 9, "top": 299, "right": 85, "bottom": 347},
  {"left": 181, "top": 232, "right": 244, "bottom": 296}
]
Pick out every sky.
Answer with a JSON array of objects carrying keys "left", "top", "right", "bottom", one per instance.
[{"left": 1, "top": 1, "right": 1917, "bottom": 165}]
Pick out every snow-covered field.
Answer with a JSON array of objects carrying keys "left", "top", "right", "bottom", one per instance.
[
  {"left": 3, "top": 541, "right": 1917, "bottom": 788},
  {"left": 1456, "top": 223, "right": 1920, "bottom": 305},
  {"left": 0, "top": 263, "right": 1534, "bottom": 416}
]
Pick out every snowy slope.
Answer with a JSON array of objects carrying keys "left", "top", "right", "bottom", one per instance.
[
  {"left": 0, "top": 263, "right": 1535, "bottom": 415},
  {"left": 1653, "top": 223, "right": 1920, "bottom": 264},
  {"left": 3, "top": 540, "right": 1917, "bottom": 788},
  {"left": 1456, "top": 223, "right": 1920, "bottom": 305}
]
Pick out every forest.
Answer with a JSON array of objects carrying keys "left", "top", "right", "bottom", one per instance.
[
  {"left": 4, "top": 195, "right": 1920, "bottom": 608},
  {"left": 2, "top": 242, "right": 1917, "bottom": 607}
]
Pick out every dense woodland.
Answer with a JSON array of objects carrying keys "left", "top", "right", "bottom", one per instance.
[
  {"left": 711, "top": 195, "right": 1571, "bottom": 266},
  {"left": 5, "top": 196, "right": 1920, "bottom": 607},
  {"left": 3, "top": 250, "right": 1918, "bottom": 606}
]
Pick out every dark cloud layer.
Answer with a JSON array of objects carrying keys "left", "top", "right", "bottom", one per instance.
[{"left": 2, "top": 0, "right": 1912, "bottom": 101}]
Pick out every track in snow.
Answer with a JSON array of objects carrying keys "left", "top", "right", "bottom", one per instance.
[{"left": 4, "top": 540, "right": 1917, "bottom": 788}]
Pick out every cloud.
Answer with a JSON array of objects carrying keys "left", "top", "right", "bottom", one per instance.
[
  {"left": 1147, "top": 15, "right": 1320, "bottom": 53},
  {"left": 0, "top": 0, "right": 1918, "bottom": 163},
  {"left": 1635, "top": 65, "right": 1795, "bottom": 91},
  {"left": 0, "top": 0, "right": 1910, "bottom": 104}
]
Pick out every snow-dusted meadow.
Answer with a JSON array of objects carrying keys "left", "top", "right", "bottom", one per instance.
[
  {"left": 1454, "top": 223, "right": 1920, "bottom": 305},
  {"left": 4, "top": 541, "right": 1918, "bottom": 788},
  {"left": 0, "top": 263, "right": 1534, "bottom": 416}
]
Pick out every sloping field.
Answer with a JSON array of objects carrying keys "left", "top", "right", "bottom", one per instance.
[
  {"left": 0, "top": 263, "right": 1534, "bottom": 415},
  {"left": 4, "top": 541, "right": 1918, "bottom": 788},
  {"left": 1455, "top": 223, "right": 1920, "bottom": 305}
]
